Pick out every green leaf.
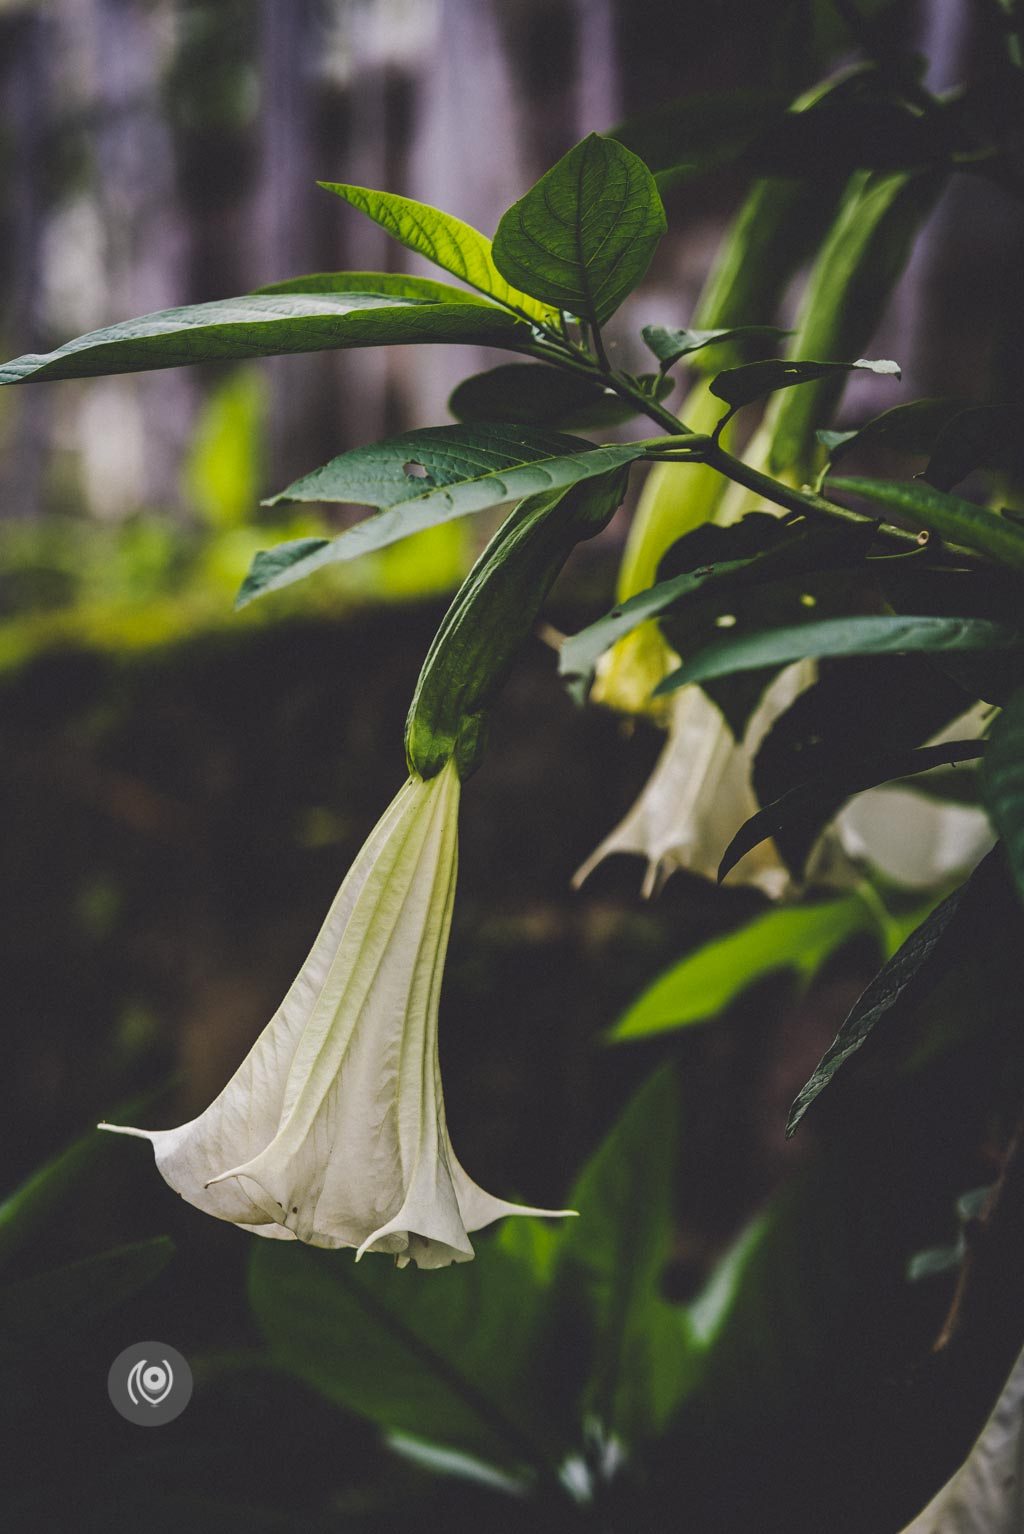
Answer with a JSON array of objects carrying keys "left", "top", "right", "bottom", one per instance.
[
  {"left": 923, "top": 402, "right": 1024, "bottom": 491},
  {"left": 0, "top": 293, "right": 529, "bottom": 386},
  {"left": 553, "top": 1067, "right": 692, "bottom": 1442},
  {"left": 609, "top": 898, "right": 872, "bottom": 1043},
  {"left": 241, "top": 428, "right": 643, "bottom": 604},
  {"left": 655, "top": 615, "right": 1022, "bottom": 697},
  {"left": 752, "top": 654, "right": 980, "bottom": 874},
  {"left": 317, "top": 183, "right": 557, "bottom": 324},
  {"left": 492, "top": 134, "right": 666, "bottom": 326},
  {"left": 816, "top": 398, "right": 972, "bottom": 468},
  {"left": 642, "top": 324, "right": 789, "bottom": 370},
  {"left": 787, "top": 849, "right": 1003, "bottom": 1134},
  {"left": 249, "top": 1224, "right": 561, "bottom": 1475},
  {"left": 448, "top": 362, "right": 673, "bottom": 430},
  {"left": 0, "top": 1238, "right": 174, "bottom": 1370},
  {"left": 829, "top": 476, "right": 1024, "bottom": 573},
  {"left": 710, "top": 355, "right": 900, "bottom": 412},
  {"left": 253, "top": 269, "right": 498, "bottom": 306},
  {"left": 720, "top": 739, "right": 986, "bottom": 882},
  {"left": 980, "top": 685, "right": 1024, "bottom": 903}
]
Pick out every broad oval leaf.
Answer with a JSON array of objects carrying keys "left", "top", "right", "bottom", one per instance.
[
  {"left": 0, "top": 293, "right": 528, "bottom": 386},
  {"left": 924, "top": 402, "right": 1024, "bottom": 491},
  {"left": 241, "top": 427, "right": 644, "bottom": 604},
  {"left": 817, "top": 398, "right": 972, "bottom": 468},
  {"left": 492, "top": 134, "right": 666, "bottom": 326},
  {"left": 448, "top": 361, "right": 673, "bottom": 429},
  {"left": 980, "top": 684, "right": 1024, "bottom": 903},
  {"left": 720, "top": 740, "right": 987, "bottom": 883},
  {"left": 656, "top": 615, "right": 1022, "bottom": 697},
  {"left": 318, "top": 182, "right": 557, "bottom": 325},
  {"left": 710, "top": 355, "right": 900, "bottom": 412},
  {"left": 609, "top": 898, "right": 871, "bottom": 1043},
  {"left": 642, "top": 324, "right": 789, "bottom": 370},
  {"left": 829, "top": 476, "right": 1024, "bottom": 573}
]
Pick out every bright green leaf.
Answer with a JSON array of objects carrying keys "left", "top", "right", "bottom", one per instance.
[
  {"left": 254, "top": 269, "right": 498, "bottom": 306},
  {"left": 656, "top": 615, "right": 1022, "bottom": 697},
  {"left": 609, "top": 898, "right": 872, "bottom": 1043},
  {"left": 241, "top": 428, "right": 643, "bottom": 604},
  {"left": 318, "top": 183, "right": 557, "bottom": 324},
  {"left": 711, "top": 355, "right": 900, "bottom": 412},
  {"left": 492, "top": 134, "right": 666, "bottom": 326},
  {"left": 830, "top": 476, "right": 1024, "bottom": 573},
  {"left": 0, "top": 294, "right": 529, "bottom": 386}
]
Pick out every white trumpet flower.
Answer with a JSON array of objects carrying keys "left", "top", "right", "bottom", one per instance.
[
  {"left": 102, "top": 759, "right": 571, "bottom": 1268},
  {"left": 898, "top": 1343, "right": 1024, "bottom": 1533},
  {"left": 575, "top": 663, "right": 825, "bottom": 898}
]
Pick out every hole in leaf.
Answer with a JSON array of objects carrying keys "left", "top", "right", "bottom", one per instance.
[{"left": 403, "top": 460, "right": 431, "bottom": 479}]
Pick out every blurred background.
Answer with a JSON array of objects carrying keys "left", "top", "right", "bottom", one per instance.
[{"left": 1, "top": 1, "right": 1022, "bottom": 1529}]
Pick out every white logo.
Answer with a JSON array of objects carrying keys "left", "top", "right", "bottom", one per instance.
[{"left": 126, "top": 1358, "right": 175, "bottom": 1407}]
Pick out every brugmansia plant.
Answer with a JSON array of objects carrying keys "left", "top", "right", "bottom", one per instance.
[{"left": 6, "top": 22, "right": 1024, "bottom": 1532}]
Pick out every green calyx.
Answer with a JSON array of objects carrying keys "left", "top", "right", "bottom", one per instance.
[{"left": 406, "top": 468, "right": 630, "bottom": 779}]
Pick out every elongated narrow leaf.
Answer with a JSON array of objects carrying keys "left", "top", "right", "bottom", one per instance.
[
  {"left": 254, "top": 269, "right": 497, "bottom": 305},
  {"left": 318, "top": 182, "right": 556, "bottom": 324},
  {"left": 711, "top": 355, "right": 900, "bottom": 411},
  {"left": 0, "top": 294, "right": 528, "bottom": 386},
  {"left": 642, "top": 324, "right": 789, "bottom": 369},
  {"left": 241, "top": 428, "right": 643, "bottom": 604},
  {"left": 609, "top": 899, "right": 871, "bottom": 1043},
  {"left": 830, "top": 476, "right": 1024, "bottom": 572},
  {"left": 0, "top": 1237, "right": 174, "bottom": 1369},
  {"left": 250, "top": 1226, "right": 560, "bottom": 1474},
  {"left": 980, "top": 685, "right": 1024, "bottom": 902},
  {"left": 448, "top": 361, "right": 673, "bottom": 429},
  {"left": 720, "top": 740, "right": 986, "bottom": 882},
  {"left": 787, "top": 849, "right": 1002, "bottom": 1134},
  {"left": 492, "top": 134, "right": 666, "bottom": 326},
  {"left": 656, "top": 615, "right": 1021, "bottom": 696}
]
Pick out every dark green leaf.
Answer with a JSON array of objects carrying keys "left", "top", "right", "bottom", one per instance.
[
  {"left": 924, "top": 402, "right": 1024, "bottom": 491},
  {"left": 318, "top": 183, "right": 557, "bottom": 323},
  {"left": 610, "top": 88, "right": 789, "bottom": 176},
  {"left": 0, "top": 1238, "right": 174, "bottom": 1369},
  {"left": 608, "top": 898, "right": 871, "bottom": 1042},
  {"left": 492, "top": 134, "right": 666, "bottom": 326},
  {"left": 641, "top": 324, "right": 789, "bottom": 369},
  {"left": 980, "top": 685, "right": 1024, "bottom": 903},
  {"left": 720, "top": 739, "right": 986, "bottom": 883},
  {"left": 242, "top": 428, "right": 643, "bottom": 604},
  {"left": 0, "top": 294, "right": 529, "bottom": 386},
  {"left": 254, "top": 269, "right": 499, "bottom": 306},
  {"left": 249, "top": 1223, "right": 561, "bottom": 1475},
  {"left": 710, "top": 355, "right": 900, "bottom": 412},
  {"left": 817, "top": 398, "right": 972, "bottom": 467},
  {"left": 752, "top": 654, "right": 980, "bottom": 872},
  {"left": 830, "top": 476, "right": 1024, "bottom": 572},
  {"left": 656, "top": 615, "right": 1021, "bottom": 697},
  {"left": 448, "top": 362, "right": 673, "bottom": 429},
  {"left": 787, "top": 849, "right": 1003, "bottom": 1134}
]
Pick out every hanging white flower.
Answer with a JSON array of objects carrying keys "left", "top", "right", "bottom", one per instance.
[
  {"left": 101, "top": 759, "right": 572, "bottom": 1268},
  {"left": 898, "top": 1343, "right": 1024, "bottom": 1533}
]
